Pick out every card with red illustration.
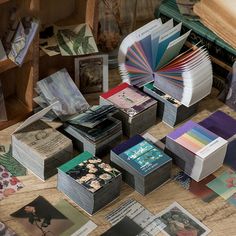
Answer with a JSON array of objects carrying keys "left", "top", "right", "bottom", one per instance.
[{"left": 0, "top": 165, "right": 23, "bottom": 201}]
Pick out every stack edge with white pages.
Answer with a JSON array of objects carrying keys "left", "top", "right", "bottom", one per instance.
[
  {"left": 57, "top": 151, "right": 122, "bottom": 215},
  {"left": 166, "top": 120, "right": 228, "bottom": 181},
  {"left": 34, "top": 68, "right": 122, "bottom": 156},
  {"left": 118, "top": 18, "right": 213, "bottom": 107},
  {"left": 111, "top": 134, "right": 172, "bottom": 195},
  {"left": 12, "top": 103, "right": 73, "bottom": 181}
]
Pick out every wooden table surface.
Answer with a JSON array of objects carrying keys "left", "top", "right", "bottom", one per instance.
[{"left": 1, "top": 69, "right": 236, "bottom": 236}]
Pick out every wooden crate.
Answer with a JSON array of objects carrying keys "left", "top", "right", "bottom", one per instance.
[{"left": 0, "top": 0, "right": 98, "bottom": 130}]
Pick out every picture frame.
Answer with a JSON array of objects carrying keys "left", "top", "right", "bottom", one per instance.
[{"left": 75, "top": 54, "right": 109, "bottom": 94}]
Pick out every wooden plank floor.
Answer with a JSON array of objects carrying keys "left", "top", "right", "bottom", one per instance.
[{"left": 0, "top": 68, "right": 236, "bottom": 235}]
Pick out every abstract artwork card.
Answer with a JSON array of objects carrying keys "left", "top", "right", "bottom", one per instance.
[
  {"left": 10, "top": 196, "right": 73, "bottom": 236},
  {"left": 55, "top": 23, "right": 98, "bottom": 56},
  {"left": 0, "top": 144, "right": 27, "bottom": 176},
  {"left": 55, "top": 200, "right": 97, "bottom": 236},
  {"left": 75, "top": 54, "right": 108, "bottom": 94},
  {"left": 0, "top": 221, "right": 17, "bottom": 236},
  {"left": 156, "top": 202, "right": 211, "bottom": 236},
  {"left": 207, "top": 169, "right": 236, "bottom": 200},
  {"left": 0, "top": 80, "right": 7, "bottom": 122},
  {"left": 173, "top": 171, "right": 218, "bottom": 203},
  {"left": 227, "top": 193, "right": 236, "bottom": 207},
  {"left": 101, "top": 217, "right": 143, "bottom": 236},
  {"left": 0, "top": 165, "right": 23, "bottom": 201}
]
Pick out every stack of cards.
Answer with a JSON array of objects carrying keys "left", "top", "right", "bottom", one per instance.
[
  {"left": 35, "top": 68, "right": 122, "bottom": 156},
  {"left": 57, "top": 151, "right": 122, "bottom": 215},
  {"left": 199, "top": 110, "right": 236, "bottom": 171},
  {"left": 144, "top": 82, "right": 198, "bottom": 127},
  {"left": 12, "top": 104, "right": 73, "bottom": 181},
  {"left": 110, "top": 135, "right": 172, "bottom": 195},
  {"left": 100, "top": 83, "right": 157, "bottom": 137},
  {"left": 166, "top": 120, "right": 228, "bottom": 181}
]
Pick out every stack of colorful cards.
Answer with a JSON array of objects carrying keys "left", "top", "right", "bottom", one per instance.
[
  {"left": 35, "top": 68, "right": 122, "bottom": 156},
  {"left": 144, "top": 82, "right": 198, "bottom": 127},
  {"left": 12, "top": 104, "right": 73, "bottom": 181},
  {"left": 118, "top": 18, "right": 213, "bottom": 107},
  {"left": 57, "top": 151, "right": 122, "bottom": 215},
  {"left": 166, "top": 120, "right": 228, "bottom": 181},
  {"left": 110, "top": 135, "right": 172, "bottom": 195},
  {"left": 199, "top": 110, "right": 236, "bottom": 171},
  {"left": 100, "top": 83, "right": 157, "bottom": 137}
]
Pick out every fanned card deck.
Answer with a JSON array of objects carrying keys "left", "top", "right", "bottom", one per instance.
[{"left": 118, "top": 18, "right": 213, "bottom": 107}]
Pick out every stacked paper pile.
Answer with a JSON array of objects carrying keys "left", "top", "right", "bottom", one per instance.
[
  {"left": 118, "top": 18, "right": 213, "bottom": 107},
  {"left": 111, "top": 135, "right": 172, "bottom": 195},
  {"left": 57, "top": 151, "right": 122, "bottom": 215},
  {"left": 166, "top": 120, "right": 228, "bottom": 181}
]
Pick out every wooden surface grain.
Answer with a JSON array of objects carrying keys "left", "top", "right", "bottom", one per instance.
[{"left": 0, "top": 69, "right": 236, "bottom": 236}]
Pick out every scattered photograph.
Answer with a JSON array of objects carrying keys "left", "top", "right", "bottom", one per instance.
[
  {"left": 75, "top": 54, "right": 108, "bottom": 93},
  {"left": 156, "top": 202, "right": 211, "bottom": 236},
  {"left": 55, "top": 23, "right": 98, "bottom": 56},
  {"left": 207, "top": 169, "right": 236, "bottom": 200},
  {"left": 10, "top": 196, "right": 73, "bottom": 236},
  {"left": 0, "top": 39, "right": 7, "bottom": 62},
  {"left": 0, "top": 165, "right": 23, "bottom": 201},
  {"left": 0, "top": 221, "right": 17, "bottom": 236},
  {"left": 0, "top": 80, "right": 7, "bottom": 121}
]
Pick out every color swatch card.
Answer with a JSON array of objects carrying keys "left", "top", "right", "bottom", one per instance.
[
  {"left": 118, "top": 18, "right": 213, "bottom": 107},
  {"left": 168, "top": 121, "right": 227, "bottom": 159},
  {"left": 0, "top": 165, "right": 23, "bottom": 201},
  {"left": 112, "top": 135, "right": 172, "bottom": 176},
  {"left": 100, "top": 82, "right": 156, "bottom": 117}
]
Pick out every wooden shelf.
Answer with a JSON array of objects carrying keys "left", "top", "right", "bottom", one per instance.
[{"left": 0, "top": 96, "right": 32, "bottom": 131}]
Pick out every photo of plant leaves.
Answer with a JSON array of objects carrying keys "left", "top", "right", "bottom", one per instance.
[{"left": 55, "top": 23, "right": 98, "bottom": 56}]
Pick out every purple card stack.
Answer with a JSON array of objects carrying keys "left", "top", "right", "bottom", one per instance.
[{"left": 199, "top": 110, "right": 236, "bottom": 171}]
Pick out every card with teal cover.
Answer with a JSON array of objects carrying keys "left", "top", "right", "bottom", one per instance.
[{"left": 118, "top": 136, "right": 172, "bottom": 176}]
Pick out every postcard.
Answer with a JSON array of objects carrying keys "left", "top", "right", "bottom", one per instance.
[
  {"left": 8, "top": 17, "right": 39, "bottom": 66},
  {"left": 227, "top": 193, "right": 236, "bottom": 207},
  {"left": 11, "top": 196, "right": 73, "bottom": 236},
  {"left": 39, "top": 25, "right": 60, "bottom": 56},
  {"left": 55, "top": 23, "right": 98, "bottom": 56},
  {"left": 207, "top": 169, "right": 236, "bottom": 200},
  {"left": 102, "top": 217, "right": 143, "bottom": 236},
  {"left": 0, "top": 221, "right": 17, "bottom": 236},
  {"left": 0, "top": 80, "right": 7, "bottom": 122},
  {"left": 0, "top": 165, "right": 23, "bottom": 201},
  {"left": 75, "top": 54, "right": 108, "bottom": 93},
  {"left": 156, "top": 202, "right": 211, "bottom": 236},
  {"left": 106, "top": 198, "right": 164, "bottom": 235},
  {"left": 0, "top": 144, "right": 27, "bottom": 176},
  {"left": 55, "top": 199, "right": 97, "bottom": 236}
]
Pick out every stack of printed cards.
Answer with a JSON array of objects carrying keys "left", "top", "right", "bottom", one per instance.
[
  {"left": 111, "top": 135, "right": 172, "bottom": 195},
  {"left": 35, "top": 68, "right": 122, "bottom": 156},
  {"left": 118, "top": 18, "right": 213, "bottom": 107},
  {"left": 166, "top": 120, "right": 228, "bottom": 181},
  {"left": 57, "top": 151, "right": 122, "bottom": 215},
  {"left": 144, "top": 82, "right": 198, "bottom": 127},
  {"left": 100, "top": 83, "right": 157, "bottom": 137},
  {"left": 10, "top": 196, "right": 97, "bottom": 236},
  {"left": 199, "top": 110, "right": 236, "bottom": 171},
  {"left": 12, "top": 104, "right": 73, "bottom": 181}
]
